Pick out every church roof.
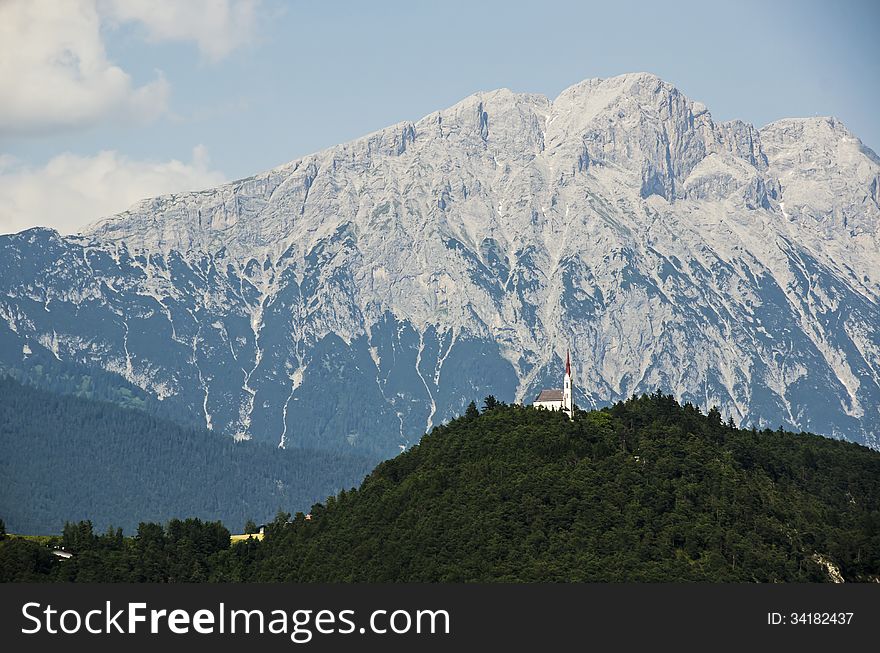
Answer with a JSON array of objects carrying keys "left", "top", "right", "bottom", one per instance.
[{"left": 535, "top": 389, "right": 563, "bottom": 402}]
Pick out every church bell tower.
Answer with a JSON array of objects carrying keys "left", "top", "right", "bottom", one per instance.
[{"left": 563, "top": 349, "right": 573, "bottom": 416}]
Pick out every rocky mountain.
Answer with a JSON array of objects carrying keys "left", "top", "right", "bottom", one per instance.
[{"left": 2, "top": 72, "right": 879, "bottom": 454}]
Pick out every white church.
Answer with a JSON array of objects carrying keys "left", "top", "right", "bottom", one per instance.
[{"left": 532, "top": 350, "right": 574, "bottom": 418}]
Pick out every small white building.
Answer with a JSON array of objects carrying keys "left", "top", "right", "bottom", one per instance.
[{"left": 532, "top": 350, "right": 574, "bottom": 418}]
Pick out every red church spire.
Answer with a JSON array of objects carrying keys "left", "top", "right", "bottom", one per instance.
[{"left": 565, "top": 349, "right": 571, "bottom": 376}]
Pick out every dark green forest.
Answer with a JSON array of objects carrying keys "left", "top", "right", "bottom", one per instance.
[
  {"left": 0, "top": 376, "right": 377, "bottom": 534},
  {"left": 3, "top": 393, "right": 879, "bottom": 582}
]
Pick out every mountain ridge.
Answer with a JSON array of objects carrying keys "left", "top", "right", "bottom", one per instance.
[{"left": 83, "top": 72, "right": 878, "bottom": 254}]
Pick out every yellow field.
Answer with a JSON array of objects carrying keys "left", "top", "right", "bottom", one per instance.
[{"left": 230, "top": 533, "right": 264, "bottom": 543}]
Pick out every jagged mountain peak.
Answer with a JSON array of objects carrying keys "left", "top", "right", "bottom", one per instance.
[
  {"left": 83, "top": 73, "right": 722, "bottom": 254},
  {"left": 84, "top": 71, "right": 802, "bottom": 256},
  {"left": 759, "top": 114, "right": 880, "bottom": 171},
  {"left": 553, "top": 71, "right": 680, "bottom": 107},
  {"left": 82, "top": 72, "right": 880, "bottom": 258},
  {"left": 762, "top": 115, "right": 855, "bottom": 138}
]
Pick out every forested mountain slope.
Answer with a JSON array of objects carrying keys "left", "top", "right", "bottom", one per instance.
[
  {"left": 4, "top": 394, "right": 878, "bottom": 582},
  {"left": 0, "top": 377, "right": 376, "bottom": 534},
  {"left": 235, "top": 395, "right": 880, "bottom": 581}
]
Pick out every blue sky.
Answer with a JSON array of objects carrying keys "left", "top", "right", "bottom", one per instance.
[{"left": 1, "top": 0, "right": 877, "bottom": 234}]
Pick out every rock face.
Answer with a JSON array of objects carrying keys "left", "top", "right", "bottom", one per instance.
[{"left": 1, "top": 72, "right": 879, "bottom": 454}]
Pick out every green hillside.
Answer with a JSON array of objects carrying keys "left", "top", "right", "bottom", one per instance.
[{"left": 233, "top": 395, "right": 880, "bottom": 581}]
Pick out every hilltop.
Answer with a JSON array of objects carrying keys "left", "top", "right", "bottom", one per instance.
[{"left": 236, "top": 395, "right": 880, "bottom": 582}]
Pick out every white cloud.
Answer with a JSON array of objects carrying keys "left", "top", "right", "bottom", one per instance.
[
  {"left": 101, "top": 0, "right": 260, "bottom": 62},
  {"left": 0, "top": 0, "right": 258, "bottom": 135},
  {"left": 0, "top": 147, "right": 226, "bottom": 235},
  {"left": 0, "top": 0, "right": 170, "bottom": 135}
]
